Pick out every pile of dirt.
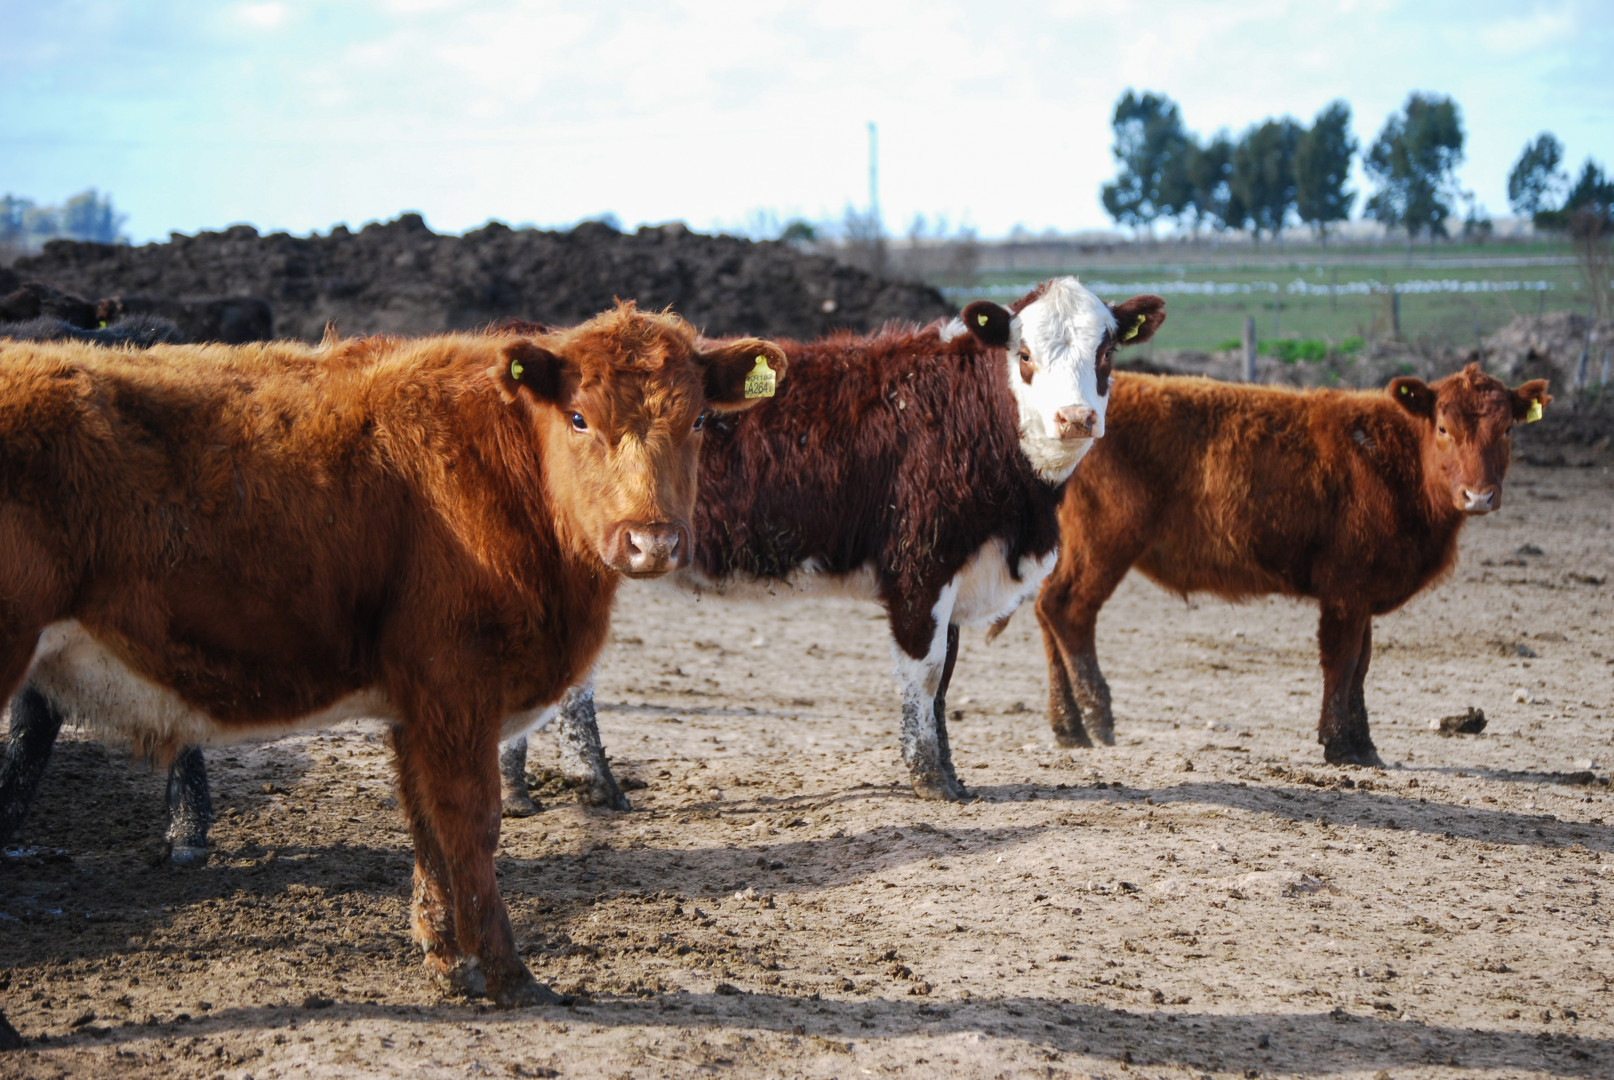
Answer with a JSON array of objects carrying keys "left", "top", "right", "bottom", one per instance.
[
  {"left": 1479, "top": 310, "right": 1613, "bottom": 388},
  {"left": 10, "top": 215, "right": 954, "bottom": 344}
]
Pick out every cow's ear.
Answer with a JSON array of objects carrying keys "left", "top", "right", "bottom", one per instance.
[
  {"left": 700, "top": 338, "right": 789, "bottom": 412},
  {"left": 491, "top": 340, "right": 563, "bottom": 404},
  {"left": 1511, "top": 379, "right": 1552, "bottom": 422},
  {"left": 1109, "top": 294, "right": 1166, "bottom": 347},
  {"left": 1388, "top": 376, "right": 1435, "bottom": 419},
  {"left": 959, "top": 301, "right": 1012, "bottom": 347}
]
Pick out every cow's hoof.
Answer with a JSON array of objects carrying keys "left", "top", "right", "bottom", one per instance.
[
  {"left": 1053, "top": 728, "right": 1094, "bottom": 750},
  {"left": 166, "top": 844, "right": 211, "bottom": 868},
  {"left": 1324, "top": 744, "right": 1384, "bottom": 768},
  {"left": 1092, "top": 724, "right": 1116, "bottom": 747},
  {"left": 430, "top": 957, "right": 487, "bottom": 999},
  {"left": 492, "top": 974, "right": 564, "bottom": 1009},
  {"left": 575, "top": 775, "right": 632, "bottom": 812},
  {"left": 913, "top": 775, "right": 973, "bottom": 803},
  {"left": 501, "top": 790, "right": 540, "bottom": 818}
]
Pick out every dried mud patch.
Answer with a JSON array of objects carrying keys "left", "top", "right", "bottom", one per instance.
[{"left": 3, "top": 461, "right": 1612, "bottom": 1079}]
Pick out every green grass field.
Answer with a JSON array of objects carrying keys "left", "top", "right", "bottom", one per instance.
[{"left": 944, "top": 239, "right": 1595, "bottom": 355}]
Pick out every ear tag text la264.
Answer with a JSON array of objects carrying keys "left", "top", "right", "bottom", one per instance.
[
  {"left": 743, "top": 356, "right": 777, "bottom": 399},
  {"left": 1526, "top": 399, "right": 1544, "bottom": 423}
]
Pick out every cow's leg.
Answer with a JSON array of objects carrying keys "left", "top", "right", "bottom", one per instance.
[
  {"left": 1317, "top": 604, "right": 1382, "bottom": 767},
  {"left": 163, "top": 746, "right": 213, "bottom": 866},
  {"left": 550, "top": 679, "right": 630, "bottom": 810},
  {"left": 1034, "top": 568, "right": 1119, "bottom": 748},
  {"left": 931, "top": 624, "right": 963, "bottom": 789},
  {"left": 0, "top": 687, "right": 64, "bottom": 848},
  {"left": 892, "top": 587, "right": 968, "bottom": 802},
  {"left": 0, "top": 1008, "right": 21, "bottom": 1051},
  {"left": 498, "top": 736, "right": 538, "bottom": 818},
  {"left": 392, "top": 716, "right": 557, "bottom": 1007},
  {"left": 1346, "top": 619, "right": 1376, "bottom": 756}
]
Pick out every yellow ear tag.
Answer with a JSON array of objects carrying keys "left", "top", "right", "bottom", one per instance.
[
  {"left": 1122, "top": 313, "right": 1145, "bottom": 342},
  {"left": 509, "top": 359, "right": 524, "bottom": 380},
  {"left": 1399, "top": 384, "right": 1411, "bottom": 396},
  {"left": 743, "top": 355, "right": 776, "bottom": 399},
  {"left": 976, "top": 313, "right": 989, "bottom": 327},
  {"left": 1525, "top": 399, "right": 1543, "bottom": 423}
]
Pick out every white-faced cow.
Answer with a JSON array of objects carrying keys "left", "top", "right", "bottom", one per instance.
[
  {"left": 0, "top": 304, "right": 785, "bottom": 1008},
  {"left": 501, "top": 278, "right": 1166, "bottom": 807}
]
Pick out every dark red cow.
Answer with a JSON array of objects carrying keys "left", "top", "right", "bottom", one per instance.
[{"left": 1030, "top": 364, "right": 1551, "bottom": 764}]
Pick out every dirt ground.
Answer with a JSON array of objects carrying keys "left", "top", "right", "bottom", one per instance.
[{"left": 2, "top": 456, "right": 1611, "bottom": 1080}]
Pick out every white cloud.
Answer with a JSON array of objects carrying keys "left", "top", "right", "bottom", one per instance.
[{"left": 233, "top": 2, "right": 290, "bottom": 31}]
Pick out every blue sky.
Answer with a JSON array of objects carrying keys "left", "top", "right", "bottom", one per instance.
[{"left": 2, "top": 0, "right": 1609, "bottom": 243}]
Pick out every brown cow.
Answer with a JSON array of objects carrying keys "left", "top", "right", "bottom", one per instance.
[
  {"left": 1031, "top": 364, "right": 1550, "bottom": 765},
  {"left": 0, "top": 304, "right": 784, "bottom": 1007}
]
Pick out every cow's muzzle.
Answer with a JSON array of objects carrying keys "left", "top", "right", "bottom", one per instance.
[
  {"left": 1459, "top": 486, "right": 1498, "bottom": 515},
  {"left": 1054, "top": 405, "right": 1100, "bottom": 440},
  {"left": 609, "top": 522, "right": 689, "bottom": 577}
]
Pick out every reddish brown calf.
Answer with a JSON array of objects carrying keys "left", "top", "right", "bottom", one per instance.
[
  {"left": 0, "top": 304, "right": 783, "bottom": 1006},
  {"left": 1034, "top": 364, "right": 1550, "bottom": 765}
]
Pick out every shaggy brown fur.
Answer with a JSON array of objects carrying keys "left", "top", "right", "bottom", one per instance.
[
  {"left": 1034, "top": 364, "right": 1550, "bottom": 765},
  {"left": 0, "top": 303, "right": 783, "bottom": 1006}
]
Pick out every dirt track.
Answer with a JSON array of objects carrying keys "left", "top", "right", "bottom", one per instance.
[{"left": 2, "top": 457, "right": 1611, "bottom": 1079}]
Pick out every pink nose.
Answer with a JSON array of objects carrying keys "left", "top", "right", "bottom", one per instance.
[
  {"left": 1460, "top": 487, "right": 1498, "bottom": 514},
  {"left": 1055, "top": 405, "right": 1098, "bottom": 440},
  {"left": 610, "top": 523, "right": 688, "bottom": 576}
]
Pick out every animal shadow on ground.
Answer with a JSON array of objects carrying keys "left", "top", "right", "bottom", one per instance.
[
  {"left": 963, "top": 777, "right": 1611, "bottom": 853},
  {"left": 24, "top": 989, "right": 1612, "bottom": 1075}
]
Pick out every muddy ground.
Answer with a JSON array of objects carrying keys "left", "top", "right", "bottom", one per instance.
[{"left": 2, "top": 456, "right": 1612, "bottom": 1080}]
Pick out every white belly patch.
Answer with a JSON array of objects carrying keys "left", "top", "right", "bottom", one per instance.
[
  {"left": 950, "top": 539, "right": 1058, "bottom": 627},
  {"left": 25, "top": 620, "right": 396, "bottom": 754}
]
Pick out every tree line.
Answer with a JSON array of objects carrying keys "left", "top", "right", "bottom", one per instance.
[
  {"left": 1102, "top": 90, "right": 1610, "bottom": 244},
  {"left": 0, "top": 189, "right": 128, "bottom": 253}
]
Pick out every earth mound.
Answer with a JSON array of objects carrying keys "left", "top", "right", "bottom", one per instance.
[{"left": 10, "top": 215, "right": 955, "bottom": 343}]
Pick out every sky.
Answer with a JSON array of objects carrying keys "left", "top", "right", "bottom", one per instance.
[{"left": 2, "top": 0, "right": 1610, "bottom": 244}]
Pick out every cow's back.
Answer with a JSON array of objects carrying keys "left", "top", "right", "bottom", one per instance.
[
  {"left": 0, "top": 335, "right": 570, "bottom": 734},
  {"left": 1067, "top": 373, "right": 1439, "bottom": 606},
  {"left": 691, "top": 326, "right": 1058, "bottom": 596}
]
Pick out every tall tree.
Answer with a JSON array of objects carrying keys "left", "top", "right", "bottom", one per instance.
[
  {"left": 1294, "top": 101, "right": 1357, "bottom": 244},
  {"left": 1186, "top": 133, "right": 1239, "bottom": 233},
  {"left": 1507, "top": 133, "right": 1568, "bottom": 225},
  {"left": 1231, "top": 118, "right": 1302, "bottom": 241},
  {"left": 1101, "top": 90, "right": 1192, "bottom": 234},
  {"left": 1363, "top": 93, "right": 1465, "bottom": 242}
]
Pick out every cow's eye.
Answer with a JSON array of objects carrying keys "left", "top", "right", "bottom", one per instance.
[
  {"left": 1438, "top": 424, "right": 1447, "bottom": 436},
  {"left": 693, "top": 412, "right": 707, "bottom": 432},
  {"left": 570, "top": 412, "right": 588, "bottom": 432},
  {"left": 1018, "top": 348, "right": 1035, "bottom": 384}
]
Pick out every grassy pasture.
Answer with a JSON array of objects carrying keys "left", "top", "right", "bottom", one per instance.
[{"left": 949, "top": 240, "right": 1590, "bottom": 355}]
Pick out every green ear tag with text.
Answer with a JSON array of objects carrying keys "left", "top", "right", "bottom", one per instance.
[{"left": 743, "top": 356, "right": 776, "bottom": 399}]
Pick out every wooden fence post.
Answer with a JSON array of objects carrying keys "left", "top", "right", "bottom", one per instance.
[{"left": 1242, "top": 315, "right": 1257, "bottom": 382}]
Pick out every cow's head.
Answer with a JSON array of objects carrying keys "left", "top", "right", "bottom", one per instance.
[
  {"left": 491, "top": 302, "right": 786, "bottom": 576},
  {"left": 1388, "top": 362, "right": 1550, "bottom": 516},
  {"left": 958, "top": 278, "right": 1165, "bottom": 482}
]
